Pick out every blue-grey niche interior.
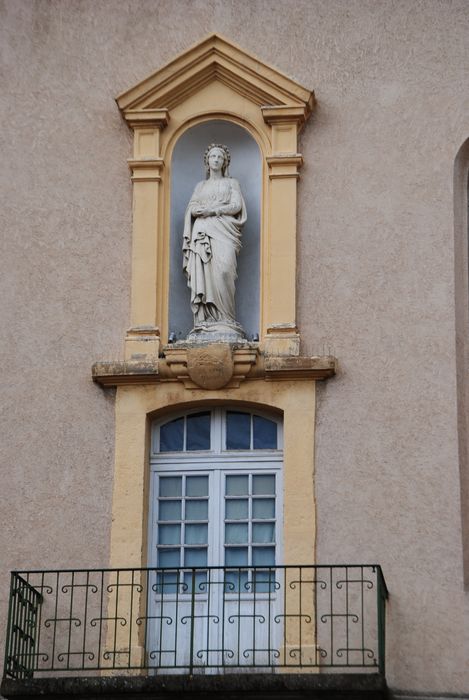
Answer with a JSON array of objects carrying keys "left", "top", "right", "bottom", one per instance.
[{"left": 168, "top": 120, "right": 261, "bottom": 341}]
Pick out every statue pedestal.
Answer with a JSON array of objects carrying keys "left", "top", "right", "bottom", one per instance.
[{"left": 186, "top": 320, "right": 246, "bottom": 344}]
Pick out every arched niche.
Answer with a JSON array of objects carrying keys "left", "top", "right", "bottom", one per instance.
[
  {"left": 116, "top": 34, "right": 315, "bottom": 359},
  {"left": 168, "top": 120, "right": 261, "bottom": 340}
]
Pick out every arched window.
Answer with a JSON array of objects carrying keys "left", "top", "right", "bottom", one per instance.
[
  {"left": 149, "top": 407, "right": 283, "bottom": 578},
  {"left": 148, "top": 407, "right": 284, "bottom": 669}
]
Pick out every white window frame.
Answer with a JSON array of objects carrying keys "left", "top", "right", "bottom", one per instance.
[{"left": 148, "top": 407, "right": 284, "bottom": 571}]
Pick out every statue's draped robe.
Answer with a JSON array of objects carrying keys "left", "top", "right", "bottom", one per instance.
[{"left": 183, "top": 177, "right": 247, "bottom": 326}]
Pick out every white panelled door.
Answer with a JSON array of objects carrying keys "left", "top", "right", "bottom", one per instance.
[{"left": 148, "top": 408, "right": 283, "bottom": 672}]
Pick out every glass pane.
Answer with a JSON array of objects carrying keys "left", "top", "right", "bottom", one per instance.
[
  {"left": 252, "top": 523, "right": 275, "bottom": 543},
  {"left": 252, "top": 474, "right": 275, "bottom": 495},
  {"left": 183, "top": 571, "right": 207, "bottom": 594},
  {"left": 252, "top": 498, "right": 275, "bottom": 519},
  {"left": 225, "top": 523, "right": 248, "bottom": 544},
  {"left": 185, "top": 500, "right": 208, "bottom": 520},
  {"left": 159, "top": 477, "right": 182, "bottom": 498},
  {"left": 156, "top": 571, "right": 179, "bottom": 593},
  {"left": 159, "top": 500, "right": 181, "bottom": 521},
  {"left": 185, "top": 524, "right": 208, "bottom": 545},
  {"left": 224, "top": 570, "right": 248, "bottom": 594},
  {"left": 225, "top": 499, "right": 248, "bottom": 520},
  {"left": 186, "top": 412, "right": 211, "bottom": 451},
  {"left": 253, "top": 569, "right": 277, "bottom": 593},
  {"left": 186, "top": 476, "right": 208, "bottom": 497},
  {"left": 160, "top": 418, "right": 184, "bottom": 452},
  {"left": 158, "top": 524, "right": 181, "bottom": 545},
  {"left": 225, "top": 475, "right": 248, "bottom": 496},
  {"left": 184, "top": 548, "right": 207, "bottom": 567},
  {"left": 252, "top": 546, "right": 275, "bottom": 566},
  {"left": 225, "top": 547, "right": 248, "bottom": 566},
  {"left": 158, "top": 548, "right": 180, "bottom": 568},
  {"left": 253, "top": 415, "right": 277, "bottom": 449},
  {"left": 226, "top": 411, "right": 251, "bottom": 450}
]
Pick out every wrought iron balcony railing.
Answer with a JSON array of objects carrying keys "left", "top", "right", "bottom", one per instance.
[{"left": 3, "top": 565, "right": 388, "bottom": 680}]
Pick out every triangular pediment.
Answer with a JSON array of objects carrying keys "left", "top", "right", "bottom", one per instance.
[{"left": 116, "top": 34, "right": 314, "bottom": 116}]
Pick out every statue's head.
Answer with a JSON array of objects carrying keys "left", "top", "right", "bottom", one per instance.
[{"left": 204, "top": 143, "right": 230, "bottom": 177}]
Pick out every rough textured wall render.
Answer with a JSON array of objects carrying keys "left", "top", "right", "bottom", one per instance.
[{"left": 0, "top": 0, "right": 468, "bottom": 695}]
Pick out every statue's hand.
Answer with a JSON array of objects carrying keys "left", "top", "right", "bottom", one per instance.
[
  {"left": 195, "top": 207, "right": 219, "bottom": 217},
  {"left": 193, "top": 206, "right": 213, "bottom": 217}
]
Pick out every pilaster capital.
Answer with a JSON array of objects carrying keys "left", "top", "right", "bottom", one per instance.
[
  {"left": 127, "top": 158, "right": 165, "bottom": 182},
  {"left": 266, "top": 155, "right": 303, "bottom": 180},
  {"left": 262, "top": 103, "right": 314, "bottom": 128},
  {"left": 121, "top": 109, "right": 170, "bottom": 130},
  {"left": 125, "top": 326, "right": 161, "bottom": 360}
]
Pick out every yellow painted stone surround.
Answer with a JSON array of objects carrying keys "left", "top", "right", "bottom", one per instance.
[
  {"left": 93, "top": 35, "right": 336, "bottom": 579},
  {"left": 103, "top": 382, "right": 318, "bottom": 671},
  {"left": 109, "top": 381, "right": 316, "bottom": 570},
  {"left": 116, "top": 34, "right": 314, "bottom": 358}
]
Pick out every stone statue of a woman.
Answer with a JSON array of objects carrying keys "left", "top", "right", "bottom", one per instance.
[{"left": 183, "top": 144, "right": 246, "bottom": 341}]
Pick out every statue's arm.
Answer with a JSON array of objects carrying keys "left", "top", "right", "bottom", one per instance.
[
  {"left": 187, "top": 182, "right": 204, "bottom": 216},
  {"left": 183, "top": 184, "right": 203, "bottom": 261},
  {"left": 215, "top": 179, "right": 243, "bottom": 216}
]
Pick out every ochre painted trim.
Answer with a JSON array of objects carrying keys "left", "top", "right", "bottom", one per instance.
[
  {"left": 96, "top": 38, "right": 333, "bottom": 665},
  {"left": 106, "top": 377, "right": 316, "bottom": 665},
  {"left": 115, "top": 34, "right": 314, "bottom": 357},
  {"left": 116, "top": 34, "right": 314, "bottom": 113},
  {"left": 109, "top": 382, "right": 317, "bottom": 571},
  {"left": 92, "top": 353, "right": 337, "bottom": 387}
]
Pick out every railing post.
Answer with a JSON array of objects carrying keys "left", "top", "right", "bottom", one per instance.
[
  {"left": 3, "top": 574, "right": 42, "bottom": 680},
  {"left": 376, "top": 566, "right": 388, "bottom": 676},
  {"left": 3, "top": 572, "right": 16, "bottom": 679},
  {"left": 189, "top": 568, "right": 196, "bottom": 675}
]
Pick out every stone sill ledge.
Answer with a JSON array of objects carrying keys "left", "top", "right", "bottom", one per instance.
[
  {"left": 92, "top": 352, "right": 337, "bottom": 388},
  {"left": 1, "top": 672, "right": 387, "bottom": 699}
]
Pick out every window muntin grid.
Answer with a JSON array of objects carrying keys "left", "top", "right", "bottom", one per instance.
[
  {"left": 224, "top": 473, "right": 276, "bottom": 591},
  {"left": 150, "top": 408, "right": 282, "bottom": 595},
  {"left": 156, "top": 474, "right": 209, "bottom": 591},
  {"left": 154, "top": 409, "right": 280, "bottom": 455},
  {"left": 159, "top": 412, "right": 211, "bottom": 452},
  {"left": 226, "top": 412, "right": 277, "bottom": 450}
]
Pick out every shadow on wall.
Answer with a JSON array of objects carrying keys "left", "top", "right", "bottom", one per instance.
[{"left": 453, "top": 136, "right": 469, "bottom": 589}]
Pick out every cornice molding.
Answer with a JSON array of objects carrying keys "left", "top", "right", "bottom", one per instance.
[
  {"left": 92, "top": 349, "right": 336, "bottom": 388},
  {"left": 122, "top": 109, "right": 170, "bottom": 129},
  {"left": 127, "top": 158, "right": 165, "bottom": 169},
  {"left": 262, "top": 105, "right": 312, "bottom": 127},
  {"left": 116, "top": 34, "right": 314, "bottom": 119}
]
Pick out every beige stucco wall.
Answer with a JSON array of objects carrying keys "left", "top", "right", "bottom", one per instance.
[{"left": 1, "top": 0, "right": 468, "bottom": 695}]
